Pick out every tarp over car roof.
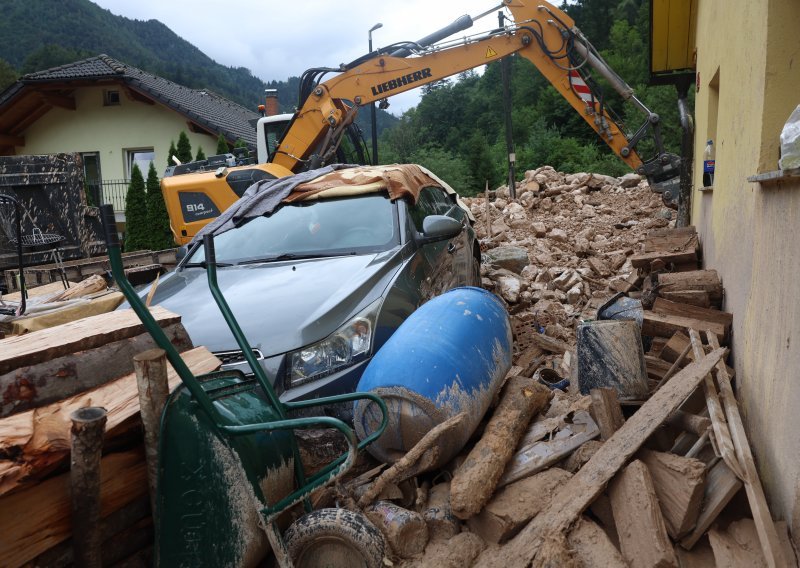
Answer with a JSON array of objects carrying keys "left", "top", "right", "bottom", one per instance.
[
  {"left": 289, "top": 164, "right": 436, "bottom": 202},
  {"left": 194, "top": 163, "right": 473, "bottom": 242},
  {"left": 290, "top": 164, "right": 475, "bottom": 221}
]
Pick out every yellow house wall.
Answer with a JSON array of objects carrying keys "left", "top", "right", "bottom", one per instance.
[
  {"left": 20, "top": 86, "right": 215, "bottom": 180},
  {"left": 692, "top": 0, "right": 800, "bottom": 541}
]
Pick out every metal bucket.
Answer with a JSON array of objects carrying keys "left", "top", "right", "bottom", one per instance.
[
  {"left": 597, "top": 292, "right": 644, "bottom": 328},
  {"left": 576, "top": 319, "right": 649, "bottom": 400},
  {"left": 353, "top": 287, "right": 512, "bottom": 472}
]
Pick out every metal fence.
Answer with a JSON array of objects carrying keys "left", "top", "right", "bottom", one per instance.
[{"left": 86, "top": 179, "right": 130, "bottom": 213}]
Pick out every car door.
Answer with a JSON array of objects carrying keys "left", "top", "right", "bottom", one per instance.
[
  {"left": 429, "top": 188, "right": 475, "bottom": 287},
  {"left": 407, "top": 186, "right": 461, "bottom": 299}
]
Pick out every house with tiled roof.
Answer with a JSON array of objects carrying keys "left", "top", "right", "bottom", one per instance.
[{"left": 0, "top": 54, "right": 261, "bottom": 211}]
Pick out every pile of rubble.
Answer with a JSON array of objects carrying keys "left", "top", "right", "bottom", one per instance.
[
  {"left": 465, "top": 166, "right": 672, "bottom": 354},
  {"left": 331, "top": 168, "right": 798, "bottom": 567},
  {"left": 2, "top": 165, "right": 797, "bottom": 567}
]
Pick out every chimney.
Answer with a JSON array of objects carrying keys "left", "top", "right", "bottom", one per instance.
[{"left": 264, "top": 89, "right": 280, "bottom": 117}]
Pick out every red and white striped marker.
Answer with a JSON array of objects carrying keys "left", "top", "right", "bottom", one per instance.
[{"left": 569, "top": 70, "right": 593, "bottom": 103}]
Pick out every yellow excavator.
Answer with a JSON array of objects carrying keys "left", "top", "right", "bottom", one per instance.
[{"left": 162, "top": 0, "right": 682, "bottom": 245}]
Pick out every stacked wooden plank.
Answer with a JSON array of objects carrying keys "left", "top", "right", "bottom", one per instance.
[
  {"left": 463, "top": 227, "right": 794, "bottom": 567},
  {"left": 0, "top": 307, "right": 220, "bottom": 567}
]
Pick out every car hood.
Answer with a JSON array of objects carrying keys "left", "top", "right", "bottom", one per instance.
[{"left": 147, "top": 249, "right": 404, "bottom": 357}]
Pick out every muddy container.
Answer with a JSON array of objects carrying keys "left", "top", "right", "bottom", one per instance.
[
  {"left": 354, "top": 287, "right": 512, "bottom": 472},
  {"left": 576, "top": 319, "right": 649, "bottom": 400}
]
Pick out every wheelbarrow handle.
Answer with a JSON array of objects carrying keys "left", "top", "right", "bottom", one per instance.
[
  {"left": 100, "top": 204, "right": 223, "bottom": 422},
  {"left": 101, "top": 204, "right": 120, "bottom": 248},
  {"left": 202, "top": 233, "right": 216, "bottom": 265}
]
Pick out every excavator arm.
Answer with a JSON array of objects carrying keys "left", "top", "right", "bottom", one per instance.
[
  {"left": 161, "top": 0, "right": 681, "bottom": 245},
  {"left": 272, "top": 0, "right": 680, "bottom": 201}
]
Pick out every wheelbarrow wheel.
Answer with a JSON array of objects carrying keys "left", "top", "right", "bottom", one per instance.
[{"left": 284, "top": 507, "right": 385, "bottom": 568}]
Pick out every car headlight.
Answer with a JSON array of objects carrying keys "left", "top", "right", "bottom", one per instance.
[{"left": 287, "top": 299, "right": 381, "bottom": 389}]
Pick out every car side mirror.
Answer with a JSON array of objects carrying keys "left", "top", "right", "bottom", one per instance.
[{"left": 418, "top": 215, "right": 463, "bottom": 245}]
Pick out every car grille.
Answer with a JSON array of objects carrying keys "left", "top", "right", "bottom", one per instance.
[{"left": 214, "top": 348, "right": 264, "bottom": 366}]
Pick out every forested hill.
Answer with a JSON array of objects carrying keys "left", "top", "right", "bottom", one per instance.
[
  {"left": 0, "top": 0, "right": 270, "bottom": 108},
  {"left": 377, "top": 0, "right": 692, "bottom": 195},
  {"left": 0, "top": 0, "right": 398, "bottom": 134}
]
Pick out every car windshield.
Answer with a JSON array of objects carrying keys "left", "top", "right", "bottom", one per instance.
[{"left": 186, "top": 193, "right": 399, "bottom": 265}]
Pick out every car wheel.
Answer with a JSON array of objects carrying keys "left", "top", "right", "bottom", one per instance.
[{"left": 284, "top": 508, "right": 385, "bottom": 568}]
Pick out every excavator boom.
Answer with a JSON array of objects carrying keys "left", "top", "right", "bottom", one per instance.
[
  {"left": 161, "top": 0, "right": 681, "bottom": 244},
  {"left": 272, "top": 0, "right": 679, "bottom": 198}
]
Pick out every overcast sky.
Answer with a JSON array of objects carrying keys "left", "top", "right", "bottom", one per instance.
[{"left": 92, "top": 0, "right": 506, "bottom": 114}]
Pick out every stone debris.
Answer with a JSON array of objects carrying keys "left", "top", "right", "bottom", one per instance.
[
  {"left": 339, "top": 166, "right": 795, "bottom": 568},
  {"left": 464, "top": 165, "right": 671, "bottom": 372}
]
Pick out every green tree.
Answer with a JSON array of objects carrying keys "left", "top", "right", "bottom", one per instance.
[
  {"left": 0, "top": 58, "right": 17, "bottom": 92},
  {"left": 380, "top": 112, "right": 420, "bottom": 163},
  {"left": 123, "top": 165, "right": 150, "bottom": 252},
  {"left": 20, "top": 45, "right": 92, "bottom": 74},
  {"left": 215, "top": 133, "right": 229, "bottom": 154},
  {"left": 166, "top": 141, "right": 177, "bottom": 167},
  {"left": 176, "top": 131, "right": 193, "bottom": 164},
  {"left": 145, "top": 163, "right": 174, "bottom": 250},
  {"left": 195, "top": 146, "right": 206, "bottom": 161},
  {"left": 233, "top": 138, "right": 247, "bottom": 149},
  {"left": 409, "top": 145, "right": 474, "bottom": 195}
]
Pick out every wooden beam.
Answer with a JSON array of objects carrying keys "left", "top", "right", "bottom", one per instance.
[
  {"left": 0, "top": 322, "right": 191, "bottom": 416},
  {"left": 652, "top": 298, "right": 733, "bottom": 329},
  {"left": 0, "top": 133, "right": 25, "bottom": 147},
  {"left": 644, "top": 226, "right": 698, "bottom": 253},
  {"left": 708, "top": 519, "right": 771, "bottom": 568},
  {"left": 467, "top": 468, "right": 572, "bottom": 544},
  {"left": 0, "top": 448, "right": 148, "bottom": 568},
  {"left": 639, "top": 450, "right": 706, "bottom": 539},
  {"left": 688, "top": 329, "right": 744, "bottom": 480},
  {"left": 187, "top": 121, "right": 214, "bottom": 136},
  {"left": 527, "top": 332, "right": 571, "bottom": 354},
  {"left": 645, "top": 355, "right": 674, "bottom": 381},
  {"left": 451, "top": 379, "right": 552, "bottom": 519},
  {"left": 473, "top": 347, "right": 727, "bottom": 568},
  {"left": 0, "top": 347, "right": 220, "bottom": 497},
  {"left": 661, "top": 331, "right": 692, "bottom": 362},
  {"left": 609, "top": 459, "right": 678, "bottom": 568},
  {"left": 680, "top": 461, "right": 743, "bottom": 549},
  {"left": 665, "top": 410, "right": 711, "bottom": 436},
  {"left": 10, "top": 105, "right": 50, "bottom": 134},
  {"left": 657, "top": 270, "right": 723, "bottom": 306},
  {"left": 660, "top": 290, "right": 710, "bottom": 308},
  {"left": 0, "top": 306, "right": 181, "bottom": 372},
  {"left": 590, "top": 388, "right": 625, "bottom": 441},
  {"left": 706, "top": 331, "right": 788, "bottom": 567},
  {"left": 631, "top": 249, "right": 697, "bottom": 269},
  {"left": 567, "top": 516, "right": 627, "bottom": 568},
  {"left": 642, "top": 311, "right": 728, "bottom": 344},
  {"left": 123, "top": 86, "right": 155, "bottom": 105},
  {"left": 37, "top": 92, "right": 76, "bottom": 110}
]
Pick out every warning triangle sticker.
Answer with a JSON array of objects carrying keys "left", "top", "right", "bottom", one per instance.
[{"left": 486, "top": 46, "right": 498, "bottom": 58}]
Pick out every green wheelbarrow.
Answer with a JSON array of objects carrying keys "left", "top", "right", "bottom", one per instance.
[{"left": 101, "top": 205, "right": 388, "bottom": 567}]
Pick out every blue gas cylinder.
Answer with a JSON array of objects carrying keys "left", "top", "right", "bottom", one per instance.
[{"left": 354, "top": 287, "right": 512, "bottom": 471}]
